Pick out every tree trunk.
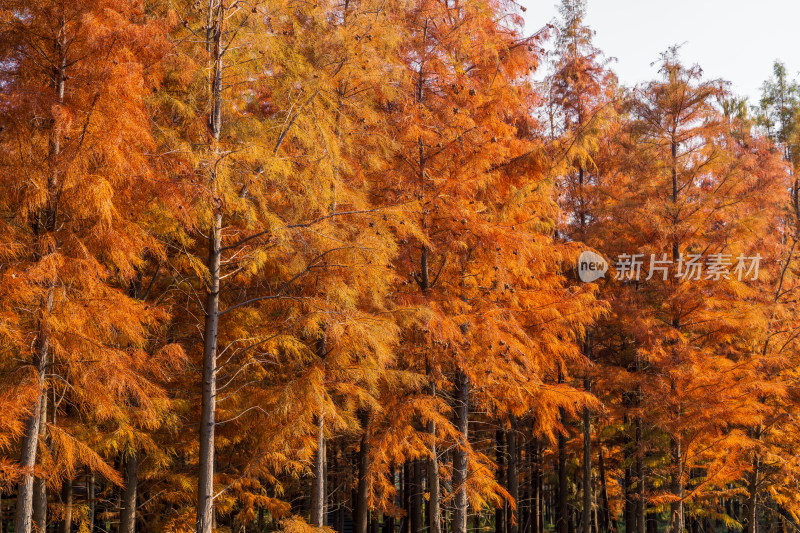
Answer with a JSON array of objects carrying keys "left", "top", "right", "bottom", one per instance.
[
  {"left": 746, "top": 455, "right": 760, "bottom": 533},
  {"left": 582, "top": 411, "right": 591, "bottom": 533},
  {"left": 623, "top": 416, "right": 635, "bottom": 533},
  {"left": 635, "top": 419, "right": 645, "bottom": 533},
  {"left": 196, "top": 0, "right": 224, "bottom": 530},
  {"left": 508, "top": 421, "right": 519, "bottom": 533},
  {"left": 401, "top": 463, "right": 409, "bottom": 533},
  {"left": 453, "top": 370, "right": 470, "bottom": 533},
  {"left": 646, "top": 514, "right": 657, "bottom": 533},
  {"left": 411, "top": 460, "right": 423, "bottom": 533},
  {"left": 60, "top": 478, "right": 73, "bottom": 533},
  {"left": 120, "top": 454, "right": 138, "bottom": 533},
  {"left": 427, "top": 414, "right": 441, "bottom": 533},
  {"left": 670, "top": 438, "right": 683, "bottom": 533},
  {"left": 557, "top": 409, "right": 568, "bottom": 533},
  {"left": 310, "top": 412, "right": 326, "bottom": 527},
  {"left": 355, "top": 412, "right": 372, "bottom": 533},
  {"left": 497, "top": 429, "right": 506, "bottom": 533},
  {"left": 32, "top": 388, "right": 49, "bottom": 533},
  {"left": 598, "top": 444, "right": 612, "bottom": 533},
  {"left": 17, "top": 319, "right": 51, "bottom": 533},
  {"left": 196, "top": 211, "right": 221, "bottom": 533},
  {"left": 532, "top": 439, "right": 541, "bottom": 533}
]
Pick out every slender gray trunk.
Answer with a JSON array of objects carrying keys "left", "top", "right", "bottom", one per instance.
[
  {"left": 583, "top": 334, "right": 593, "bottom": 533},
  {"left": 309, "top": 412, "right": 326, "bottom": 526},
  {"left": 310, "top": 333, "right": 327, "bottom": 527},
  {"left": 32, "top": 388, "right": 49, "bottom": 532},
  {"left": 196, "top": 213, "right": 221, "bottom": 533},
  {"left": 427, "top": 394, "right": 441, "bottom": 533},
  {"left": 120, "top": 454, "right": 138, "bottom": 533},
  {"left": 16, "top": 305, "right": 52, "bottom": 533},
  {"left": 746, "top": 463, "right": 758, "bottom": 533},
  {"left": 196, "top": 1, "right": 224, "bottom": 530},
  {"left": 355, "top": 411, "right": 372, "bottom": 533},
  {"left": 669, "top": 438, "right": 684, "bottom": 533},
  {"left": 453, "top": 371, "right": 470, "bottom": 533}
]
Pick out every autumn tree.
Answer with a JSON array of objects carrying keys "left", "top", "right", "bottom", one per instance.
[
  {"left": 0, "top": 1, "right": 183, "bottom": 532},
  {"left": 595, "top": 50, "right": 785, "bottom": 533},
  {"left": 548, "top": 3, "right": 616, "bottom": 533}
]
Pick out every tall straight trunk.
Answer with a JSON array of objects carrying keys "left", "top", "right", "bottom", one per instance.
[
  {"left": 120, "top": 454, "right": 138, "bottom": 533},
  {"left": 196, "top": 0, "right": 224, "bottom": 530},
  {"left": 312, "top": 333, "right": 328, "bottom": 526},
  {"left": 557, "top": 409, "right": 568, "bottom": 533},
  {"left": 60, "top": 478, "right": 73, "bottom": 533},
  {"left": 453, "top": 370, "right": 470, "bottom": 533},
  {"left": 668, "top": 134, "right": 683, "bottom": 533},
  {"left": 635, "top": 419, "right": 645, "bottom": 533},
  {"left": 508, "top": 421, "right": 519, "bottom": 533},
  {"left": 197, "top": 213, "right": 221, "bottom": 533},
  {"left": 309, "top": 413, "right": 326, "bottom": 525},
  {"left": 427, "top": 415, "right": 441, "bottom": 533},
  {"left": 623, "top": 416, "right": 635, "bottom": 533},
  {"left": 746, "top": 454, "right": 760, "bottom": 533},
  {"left": 17, "top": 301, "right": 52, "bottom": 533},
  {"left": 32, "top": 389, "right": 49, "bottom": 532},
  {"left": 669, "top": 438, "right": 683, "bottom": 533},
  {"left": 671, "top": 137, "right": 679, "bottom": 263},
  {"left": 532, "top": 439, "right": 541, "bottom": 533},
  {"left": 598, "top": 444, "right": 612, "bottom": 533},
  {"left": 355, "top": 412, "right": 372, "bottom": 533},
  {"left": 583, "top": 339, "right": 592, "bottom": 533},
  {"left": 496, "top": 430, "right": 506, "bottom": 533}
]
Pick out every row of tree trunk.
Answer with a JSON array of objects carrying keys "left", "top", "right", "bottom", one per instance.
[
  {"left": 0, "top": 464, "right": 137, "bottom": 533},
  {"left": 0, "top": 417, "right": 781, "bottom": 533}
]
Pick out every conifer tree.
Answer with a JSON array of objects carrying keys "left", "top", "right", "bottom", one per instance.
[{"left": 0, "top": 1, "right": 180, "bottom": 532}]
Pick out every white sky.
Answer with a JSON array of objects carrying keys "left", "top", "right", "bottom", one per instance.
[{"left": 519, "top": 0, "right": 800, "bottom": 102}]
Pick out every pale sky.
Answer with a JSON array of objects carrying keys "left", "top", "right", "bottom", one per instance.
[{"left": 520, "top": 0, "right": 800, "bottom": 103}]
